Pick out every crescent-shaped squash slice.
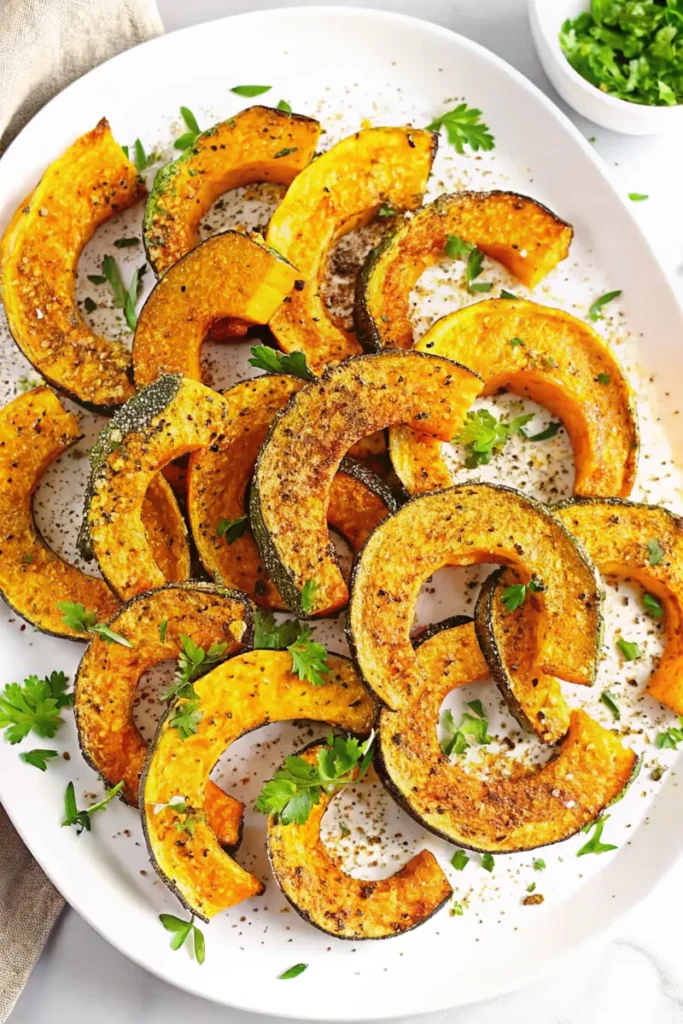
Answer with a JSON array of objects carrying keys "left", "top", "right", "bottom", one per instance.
[
  {"left": 187, "top": 374, "right": 396, "bottom": 608},
  {"left": 390, "top": 298, "right": 638, "bottom": 498},
  {"left": 0, "top": 119, "right": 144, "bottom": 410},
  {"left": 133, "top": 232, "right": 299, "bottom": 389},
  {"left": 355, "top": 191, "right": 572, "bottom": 352},
  {"left": 266, "top": 741, "right": 452, "bottom": 939},
  {"left": 251, "top": 352, "right": 482, "bottom": 617},
  {"left": 74, "top": 582, "right": 252, "bottom": 848},
  {"left": 347, "top": 482, "right": 601, "bottom": 711},
  {"left": 265, "top": 127, "right": 437, "bottom": 372},
  {"left": 377, "top": 620, "right": 638, "bottom": 852},
  {"left": 140, "top": 650, "right": 375, "bottom": 921},
  {"left": 142, "top": 474, "right": 191, "bottom": 584},
  {"left": 143, "top": 106, "right": 321, "bottom": 276},
  {"left": 80, "top": 375, "right": 228, "bottom": 600}
]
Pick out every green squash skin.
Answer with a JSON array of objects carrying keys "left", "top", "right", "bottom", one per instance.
[{"left": 353, "top": 233, "right": 397, "bottom": 353}]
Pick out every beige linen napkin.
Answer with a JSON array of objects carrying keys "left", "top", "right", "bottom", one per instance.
[{"left": 0, "top": 2, "right": 162, "bottom": 1016}]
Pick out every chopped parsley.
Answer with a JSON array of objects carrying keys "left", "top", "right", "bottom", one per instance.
[
  {"left": 279, "top": 963, "right": 308, "bottom": 980},
  {"left": 274, "top": 147, "right": 298, "bottom": 158},
  {"left": 501, "top": 578, "right": 542, "bottom": 612},
  {"left": 20, "top": 748, "right": 58, "bottom": 771},
  {"left": 0, "top": 671, "right": 71, "bottom": 744},
  {"left": 277, "top": 99, "right": 292, "bottom": 113},
  {"left": 617, "top": 637, "right": 641, "bottom": 660},
  {"left": 509, "top": 336, "right": 525, "bottom": 347},
  {"left": 253, "top": 611, "right": 329, "bottom": 687},
  {"left": 113, "top": 237, "right": 140, "bottom": 249},
  {"left": 533, "top": 858, "right": 546, "bottom": 871},
  {"left": 168, "top": 699, "right": 203, "bottom": 741},
  {"left": 522, "top": 421, "right": 562, "bottom": 442},
  {"left": 500, "top": 289, "right": 517, "bottom": 299},
  {"left": 596, "top": 372, "right": 611, "bottom": 384},
  {"left": 216, "top": 516, "right": 249, "bottom": 544},
  {"left": 378, "top": 203, "right": 397, "bottom": 218},
  {"left": 158, "top": 620, "right": 168, "bottom": 643},
  {"left": 57, "top": 602, "right": 132, "bottom": 647},
  {"left": 159, "top": 913, "right": 205, "bottom": 964},
  {"left": 451, "top": 849, "right": 469, "bottom": 871},
  {"left": 589, "top": 289, "right": 622, "bottom": 322},
  {"left": 231, "top": 85, "right": 272, "bottom": 97},
  {"left": 453, "top": 408, "right": 534, "bottom": 467},
  {"left": 647, "top": 538, "right": 664, "bottom": 565},
  {"left": 643, "top": 592, "right": 663, "bottom": 619},
  {"left": 601, "top": 690, "right": 621, "bottom": 720},
  {"left": 426, "top": 102, "right": 495, "bottom": 153},
  {"left": 444, "top": 233, "right": 474, "bottom": 259},
  {"left": 247, "top": 344, "right": 314, "bottom": 381},
  {"left": 300, "top": 579, "right": 318, "bottom": 615},
  {"left": 629, "top": 193, "right": 649, "bottom": 201},
  {"left": 440, "top": 699, "right": 491, "bottom": 757},
  {"left": 481, "top": 852, "right": 495, "bottom": 872},
  {"left": 576, "top": 815, "right": 617, "bottom": 857},
  {"left": 62, "top": 780, "right": 123, "bottom": 835},
  {"left": 656, "top": 716, "right": 683, "bottom": 749},
  {"left": 465, "top": 247, "right": 492, "bottom": 293}
]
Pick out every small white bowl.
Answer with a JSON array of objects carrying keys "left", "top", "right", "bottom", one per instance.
[{"left": 529, "top": 0, "right": 683, "bottom": 134}]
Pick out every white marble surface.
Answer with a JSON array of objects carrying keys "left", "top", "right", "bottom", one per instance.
[{"left": 9, "top": 0, "right": 683, "bottom": 1021}]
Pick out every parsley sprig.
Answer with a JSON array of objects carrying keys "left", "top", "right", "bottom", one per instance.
[
  {"left": 656, "top": 715, "right": 683, "bottom": 749},
  {"left": 164, "top": 635, "right": 229, "bottom": 739},
  {"left": 501, "top": 578, "right": 542, "bottom": 612},
  {"left": 253, "top": 612, "right": 329, "bottom": 686},
  {"left": 0, "top": 671, "right": 71, "bottom": 744},
  {"left": 255, "top": 731, "right": 375, "bottom": 825},
  {"left": 426, "top": 102, "right": 495, "bottom": 153},
  {"left": 62, "top": 780, "right": 123, "bottom": 835},
  {"left": 440, "top": 699, "right": 491, "bottom": 757},
  {"left": 248, "top": 344, "right": 314, "bottom": 381},
  {"left": 57, "top": 602, "right": 132, "bottom": 647},
  {"left": 20, "top": 748, "right": 59, "bottom": 771},
  {"left": 576, "top": 815, "right": 617, "bottom": 857},
  {"left": 159, "top": 913, "right": 205, "bottom": 964},
  {"left": 216, "top": 516, "right": 248, "bottom": 543},
  {"left": 454, "top": 409, "right": 533, "bottom": 467}
]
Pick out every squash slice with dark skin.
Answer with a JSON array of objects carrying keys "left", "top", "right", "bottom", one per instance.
[
  {"left": 390, "top": 298, "right": 638, "bottom": 498},
  {"left": 140, "top": 650, "right": 374, "bottom": 921},
  {"left": 0, "top": 119, "right": 145, "bottom": 410},
  {"left": 250, "top": 352, "right": 482, "bottom": 617},
  {"left": 133, "top": 232, "right": 299, "bottom": 389},
  {"left": 377, "top": 620, "right": 638, "bottom": 852},
  {"left": 266, "top": 741, "right": 452, "bottom": 939},
  {"left": 355, "top": 191, "right": 572, "bottom": 352},
  {"left": 187, "top": 374, "right": 396, "bottom": 608},
  {"left": 266, "top": 127, "right": 438, "bottom": 373},
  {"left": 75, "top": 582, "right": 252, "bottom": 848},
  {"left": 80, "top": 375, "right": 228, "bottom": 601},
  {"left": 143, "top": 106, "right": 321, "bottom": 277},
  {"left": 347, "top": 482, "right": 601, "bottom": 711}
]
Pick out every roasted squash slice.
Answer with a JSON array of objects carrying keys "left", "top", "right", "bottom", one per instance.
[
  {"left": 140, "top": 650, "right": 374, "bottom": 921},
  {"left": 187, "top": 374, "right": 396, "bottom": 608},
  {"left": 80, "top": 375, "right": 228, "bottom": 600},
  {"left": 0, "top": 119, "right": 144, "bottom": 410},
  {"left": 266, "top": 741, "right": 452, "bottom": 939},
  {"left": 347, "top": 482, "right": 601, "bottom": 710},
  {"left": 390, "top": 298, "right": 638, "bottom": 498},
  {"left": 266, "top": 127, "right": 437, "bottom": 372},
  {"left": 377, "top": 620, "right": 638, "bottom": 852},
  {"left": 251, "top": 352, "right": 481, "bottom": 617},
  {"left": 133, "top": 232, "right": 299, "bottom": 389},
  {"left": 142, "top": 474, "right": 191, "bottom": 584},
  {"left": 355, "top": 191, "right": 572, "bottom": 352},
  {"left": 75, "top": 581, "right": 251, "bottom": 848},
  {"left": 143, "top": 106, "right": 321, "bottom": 276},
  {"left": 475, "top": 567, "right": 570, "bottom": 744}
]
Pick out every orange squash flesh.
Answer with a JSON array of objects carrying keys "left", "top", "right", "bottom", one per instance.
[
  {"left": 74, "top": 582, "right": 251, "bottom": 847},
  {"left": 377, "top": 621, "right": 638, "bottom": 852},
  {"left": 143, "top": 106, "right": 321, "bottom": 276},
  {"left": 140, "top": 650, "right": 375, "bottom": 921},
  {"left": 348, "top": 482, "right": 601, "bottom": 711},
  {"left": 250, "top": 352, "right": 482, "bottom": 617},
  {"left": 390, "top": 298, "right": 637, "bottom": 498},
  {"left": 266, "top": 742, "right": 452, "bottom": 939},
  {"left": 356, "top": 191, "right": 572, "bottom": 352},
  {"left": 187, "top": 374, "right": 395, "bottom": 608},
  {"left": 266, "top": 127, "right": 437, "bottom": 373},
  {"left": 0, "top": 119, "right": 144, "bottom": 410},
  {"left": 141, "top": 474, "right": 190, "bottom": 584},
  {"left": 133, "top": 232, "right": 299, "bottom": 389}
]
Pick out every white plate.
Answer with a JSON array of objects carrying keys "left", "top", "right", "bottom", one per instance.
[{"left": 1, "top": 7, "right": 683, "bottom": 1021}]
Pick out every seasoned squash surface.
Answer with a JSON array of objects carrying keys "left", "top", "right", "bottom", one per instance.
[
  {"left": 348, "top": 482, "right": 601, "bottom": 710},
  {"left": 141, "top": 474, "right": 190, "bottom": 584},
  {"left": 187, "top": 374, "right": 395, "bottom": 608},
  {"left": 356, "top": 191, "right": 572, "bottom": 352},
  {"left": 266, "top": 127, "right": 437, "bottom": 372},
  {"left": 143, "top": 106, "right": 321, "bottom": 276},
  {"left": 378, "top": 621, "right": 638, "bottom": 852},
  {"left": 251, "top": 352, "right": 481, "bottom": 617},
  {"left": 390, "top": 299, "right": 637, "bottom": 497},
  {"left": 141, "top": 650, "right": 374, "bottom": 920},
  {"left": 267, "top": 742, "right": 452, "bottom": 939},
  {"left": 0, "top": 119, "right": 144, "bottom": 409},
  {"left": 133, "top": 232, "right": 299, "bottom": 388},
  {"left": 75, "top": 582, "right": 251, "bottom": 847}
]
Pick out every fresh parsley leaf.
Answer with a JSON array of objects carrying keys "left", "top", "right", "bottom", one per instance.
[
  {"left": 465, "top": 247, "right": 491, "bottom": 293},
  {"left": 426, "top": 103, "right": 495, "bottom": 153},
  {"left": 174, "top": 107, "right": 201, "bottom": 151},
  {"left": 454, "top": 408, "right": 532, "bottom": 468},
  {"left": 61, "top": 780, "right": 123, "bottom": 834},
  {"left": 274, "top": 147, "right": 298, "bottom": 158},
  {"left": 247, "top": 344, "right": 314, "bottom": 381},
  {"left": 256, "top": 731, "right": 375, "bottom": 825},
  {"left": 576, "top": 815, "right": 617, "bottom": 857},
  {"left": 253, "top": 611, "right": 300, "bottom": 650},
  {"left": 500, "top": 289, "right": 517, "bottom": 299},
  {"left": 450, "top": 901, "right": 464, "bottom": 916},
  {"left": 629, "top": 193, "right": 649, "bottom": 201},
  {"left": 481, "top": 852, "right": 495, "bottom": 872},
  {"left": 113, "top": 237, "right": 140, "bottom": 249},
  {"left": 521, "top": 421, "right": 562, "bottom": 442},
  {"left": 533, "top": 858, "right": 546, "bottom": 871},
  {"left": 509, "top": 336, "right": 525, "bottom": 347},
  {"left": 451, "top": 849, "right": 469, "bottom": 871},
  {"left": 163, "top": 634, "right": 229, "bottom": 704},
  {"left": 440, "top": 700, "right": 491, "bottom": 757},
  {"left": 20, "top": 748, "right": 58, "bottom": 771},
  {"left": 444, "top": 234, "right": 474, "bottom": 260},
  {"left": 87, "top": 274, "right": 107, "bottom": 285},
  {"left": 169, "top": 698, "right": 203, "bottom": 741},
  {"left": 0, "top": 672, "right": 72, "bottom": 744},
  {"left": 656, "top": 716, "right": 683, "bottom": 749},
  {"left": 279, "top": 963, "right": 308, "bottom": 980},
  {"left": 159, "top": 913, "right": 205, "bottom": 963},
  {"left": 57, "top": 602, "right": 132, "bottom": 647},
  {"left": 647, "top": 538, "right": 664, "bottom": 566},
  {"left": 617, "top": 637, "right": 641, "bottom": 661},
  {"left": 288, "top": 627, "right": 329, "bottom": 686},
  {"left": 527, "top": 881, "right": 537, "bottom": 893},
  {"left": 596, "top": 372, "right": 611, "bottom": 384},
  {"left": 601, "top": 690, "right": 621, "bottom": 720},
  {"left": 643, "top": 592, "right": 663, "bottom": 619},
  {"left": 216, "top": 516, "right": 249, "bottom": 544},
  {"left": 231, "top": 85, "right": 272, "bottom": 97},
  {"left": 159, "top": 620, "right": 168, "bottom": 643},
  {"left": 501, "top": 578, "right": 542, "bottom": 612},
  {"left": 277, "top": 99, "right": 292, "bottom": 112},
  {"left": 300, "top": 579, "right": 317, "bottom": 615},
  {"left": 589, "top": 290, "right": 622, "bottom": 322},
  {"left": 377, "top": 203, "right": 397, "bottom": 218}
]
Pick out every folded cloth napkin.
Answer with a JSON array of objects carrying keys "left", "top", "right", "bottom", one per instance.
[{"left": 0, "top": 5, "right": 162, "bottom": 1015}]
